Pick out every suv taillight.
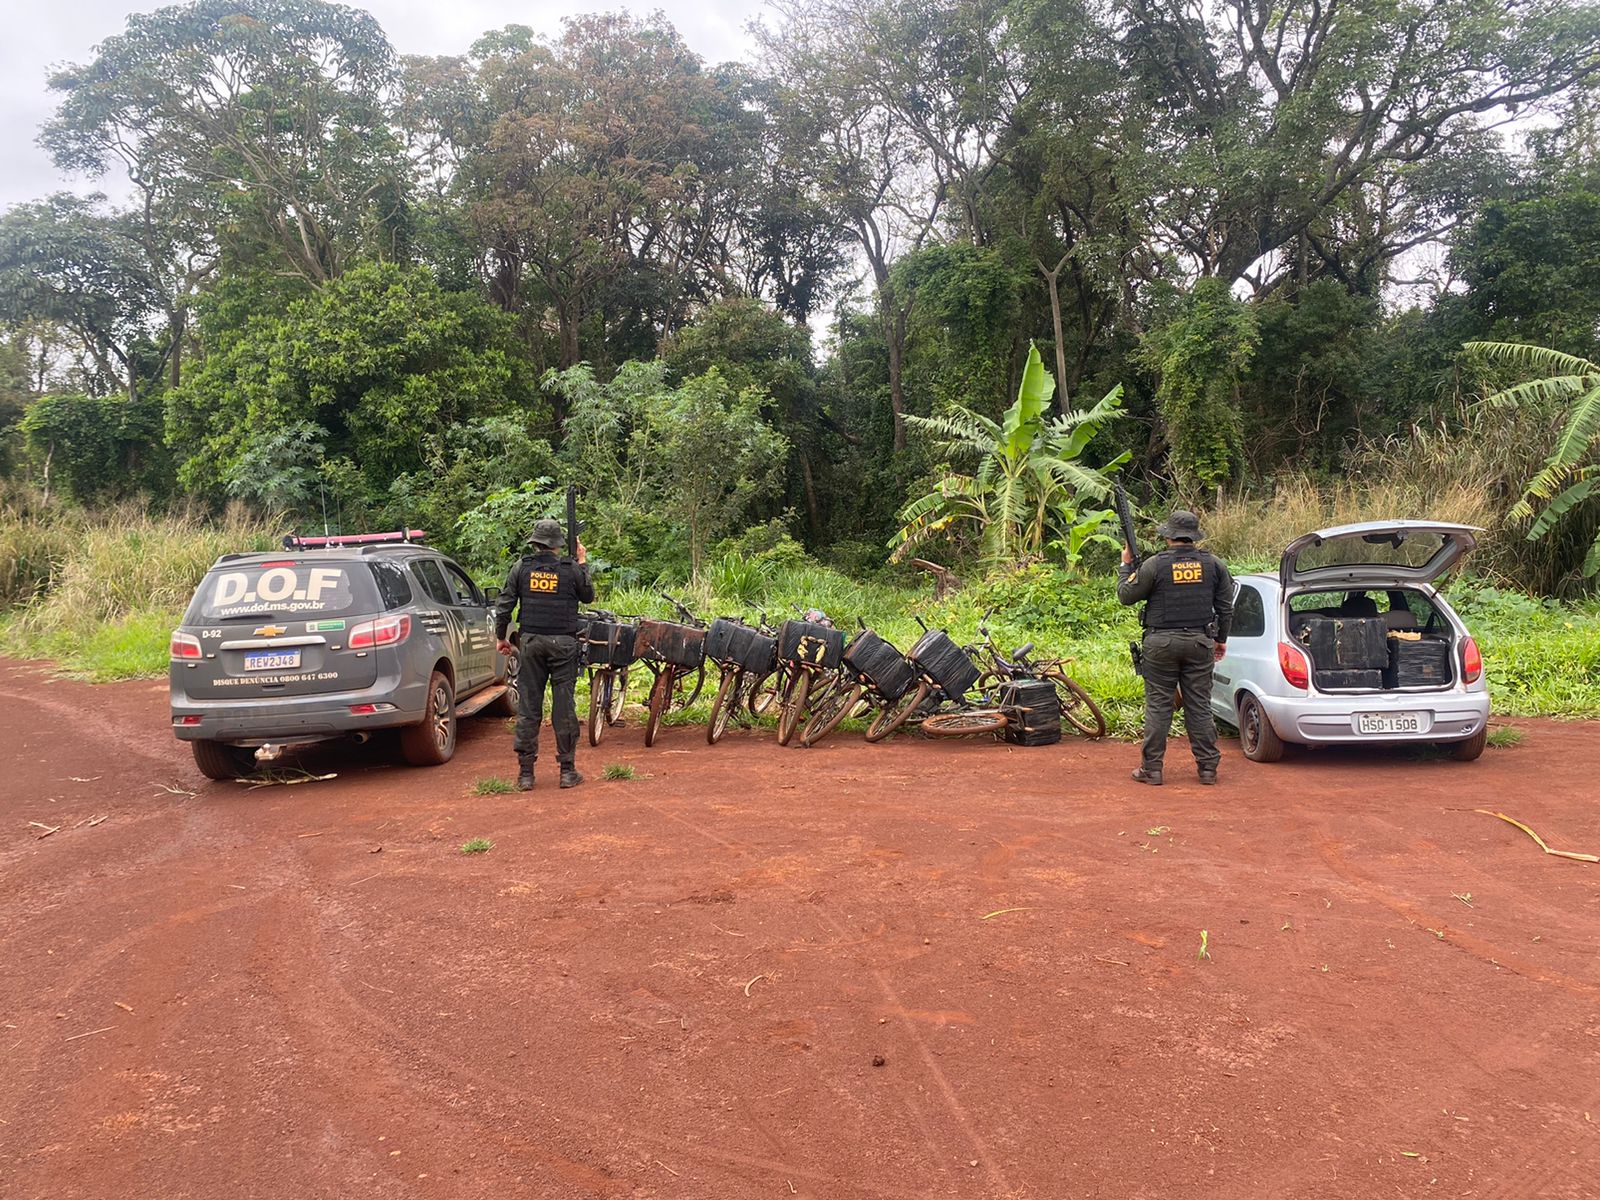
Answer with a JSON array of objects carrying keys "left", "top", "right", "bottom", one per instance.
[
  {"left": 348, "top": 614, "right": 411, "bottom": 649},
  {"left": 171, "top": 631, "right": 202, "bottom": 660},
  {"left": 1278, "top": 641, "right": 1310, "bottom": 690},
  {"left": 1462, "top": 636, "right": 1483, "bottom": 684}
]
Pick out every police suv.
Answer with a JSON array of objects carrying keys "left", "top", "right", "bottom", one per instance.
[{"left": 170, "top": 531, "right": 517, "bottom": 779}]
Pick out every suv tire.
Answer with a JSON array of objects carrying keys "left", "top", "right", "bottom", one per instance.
[
  {"left": 401, "top": 670, "right": 458, "bottom": 766},
  {"left": 1238, "top": 692, "right": 1287, "bottom": 763},
  {"left": 192, "top": 739, "right": 254, "bottom": 781}
]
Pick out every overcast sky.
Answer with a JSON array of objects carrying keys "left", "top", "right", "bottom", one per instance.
[{"left": 0, "top": 1, "right": 767, "bottom": 211}]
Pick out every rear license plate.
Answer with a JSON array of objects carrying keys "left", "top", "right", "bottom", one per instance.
[
  {"left": 245, "top": 650, "right": 301, "bottom": 671},
  {"left": 1357, "top": 711, "right": 1422, "bottom": 735}
]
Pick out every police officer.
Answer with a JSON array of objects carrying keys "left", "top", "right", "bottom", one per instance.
[
  {"left": 494, "top": 518, "right": 595, "bottom": 792},
  {"left": 1116, "top": 510, "right": 1234, "bottom": 786}
]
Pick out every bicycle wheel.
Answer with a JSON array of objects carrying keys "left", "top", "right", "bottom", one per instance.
[
  {"left": 677, "top": 662, "right": 707, "bottom": 710},
  {"left": 1042, "top": 667, "right": 1107, "bottom": 739},
  {"left": 748, "top": 667, "right": 782, "bottom": 718},
  {"left": 775, "top": 669, "right": 811, "bottom": 746},
  {"left": 799, "top": 681, "right": 864, "bottom": 748},
  {"left": 607, "top": 666, "right": 629, "bottom": 724},
  {"left": 645, "top": 667, "right": 674, "bottom": 747},
  {"left": 921, "top": 709, "right": 1008, "bottom": 738},
  {"left": 706, "top": 668, "right": 741, "bottom": 745},
  {"left": 864, "top": 680, "right": 931, "bottom": 743},
  {"left": 587, "top": 670, "right": 611, "bottom": 747}
]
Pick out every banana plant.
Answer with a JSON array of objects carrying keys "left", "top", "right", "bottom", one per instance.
[
  {"left": 1466, "top": 341, "right": 1600, "bottom": 577},
  {"left": 891, "top": 341, "right": 1127, "bottom": 567}
]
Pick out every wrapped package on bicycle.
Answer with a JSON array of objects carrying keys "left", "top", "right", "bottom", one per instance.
[
  {"left": 581, "top": 616, "right": 637, "bottom": 668},
  {"left": 779, "top": 619, "right": 845, "bottom": 670},
  {"left": 843, "top": 628, "right": 916, "bottom": 701},
  {"left": 494, "top": 517, "right": 595, "bottom": 792},
  {"left": 998, "top": 679, "right": 1062, "bottom": 747},
  {"left": 907, "top": 627, "right": 980, "bottom": 700},
  {"left": 635, "top": 618, "right": 707, "bottom": 669}
]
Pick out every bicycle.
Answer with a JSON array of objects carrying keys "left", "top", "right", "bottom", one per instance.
[
  {"left": 799, "top": 620, "right": 916, "bottom": 748},
  {"left": 578, "top": 609, "right": 636, "bottom": 747},
  {"left": 966, "top": 612, "right": 1107, "bottom": 738},
  {"left": 772, "top": 608, "right": 846, "bottom": 746},
  {"left": 859, "top": 617, "right": 979, "bottom": 742},
  {"left": 635, "top": 594, "right": 708, "bottom": 748},
  {"left": 704, "top": 614, "right": 779, "bottom": 745}
]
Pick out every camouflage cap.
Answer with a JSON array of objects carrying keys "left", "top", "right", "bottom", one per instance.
[
  {"left": 528, "top": 518, "right": 565, "bottom": 549},
  {"left": 1157, "top": 510, "right": 1204, "bottom": 542}
]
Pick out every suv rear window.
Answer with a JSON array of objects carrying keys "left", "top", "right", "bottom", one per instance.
[{"left": 188, "top": 561, "right": 377, "bottom": 622}]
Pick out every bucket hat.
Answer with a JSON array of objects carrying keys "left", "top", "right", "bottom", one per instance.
[{"left": 1157, "top": 510, "right": 1204, "bottom": 542}]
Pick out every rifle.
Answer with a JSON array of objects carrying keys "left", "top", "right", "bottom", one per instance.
[
  {"left": 565, "top": 484, "right": 578, "bottom": 560},
  {"left": 1113, "top": 479, "right": 1144, "bottom": 676}
]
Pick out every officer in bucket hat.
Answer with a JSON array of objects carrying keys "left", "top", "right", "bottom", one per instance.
[
  {"left": 494, "top": 518, "right": 594, "bottom": 791},
  {"left": 1116, "top": 510, "right": 1235, "bottom": 786}
]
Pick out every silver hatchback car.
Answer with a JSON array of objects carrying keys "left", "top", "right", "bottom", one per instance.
[{"left": 1211, "top": 521, "right": 1490, "bottom": 763}]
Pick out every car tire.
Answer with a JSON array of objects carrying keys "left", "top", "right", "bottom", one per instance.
[
  {"left": 1238, "top": 692, "right": 1286, "bottom": 763},
  {"left": 487, "top": 655, "right": 520, "bottom": 718},
  {"left": 401, "top": 670, "right": 457, "bottom": 766},
  {"left": 191, "top": 739, "right": 254, "bottom": 781},
  {"left": 1448, "top": 726, "right": 1488, "bottom": 762}
]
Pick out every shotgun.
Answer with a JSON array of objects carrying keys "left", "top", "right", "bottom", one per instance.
[
  {"left": 565, "top": 484, "right": 578, "bottom": 560},
  {"left": 1114, "top": 479, "right": 1144, "bottom": 676}
]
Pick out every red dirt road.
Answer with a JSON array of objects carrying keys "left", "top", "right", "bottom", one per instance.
[{"left": 3, "top": 659, "right": 1599, "bottom": 1200}]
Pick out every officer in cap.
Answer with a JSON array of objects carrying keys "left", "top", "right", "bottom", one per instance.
[
  {"left": 494, "top": 518, "right": 594, "bottom": 791},
  {"left": 1116, "top": 510, "right": 1235, "bottom": 786}
]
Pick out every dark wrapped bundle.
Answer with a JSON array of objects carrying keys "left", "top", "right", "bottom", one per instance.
[
  {"left": 706, "top": 618, "right": 777, "bottom": 674},
  {"left": 1391, "top": 638, "right": 1452, "bottom": 687},
  {"left": 908, "top": 629, "right": 979, "bottom": 699},
  {"left": 779, "top": 620, "right": 844, "bottom": 670},
  {"left": 1314, "top": 668, "right": 1382, "bottom": 690},
  {"left": 843, "top": 629, "right": 916, "bottom": 700},
  {"left": 580, "top": 618, "right": 637, "bottom": 668},
  {"left": 998, "top": 679, "right": 1061, "bottom": 746},
  {"left": 1302, "top": 616, "right": 1389, "bottom": 669},
  {"left": 634, "top": 618, "right": 706, "bottom": 669}
]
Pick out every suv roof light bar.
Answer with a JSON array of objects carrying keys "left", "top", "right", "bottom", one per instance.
[{"left": 283, "top": 529, "right": 427, "bottom": 549}]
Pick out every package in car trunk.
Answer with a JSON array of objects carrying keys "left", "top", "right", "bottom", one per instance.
[
  {"left": 778, "top": 619, "right": 844, "bottom": 670},
  {"left": 1302, "top": 616, "right": 1389, "bottom": 670},
  {"left": 580, "top": 618, "right": 637, "bottom": 668},
  {"left": 998, "top": 679, "right": 1062, "bottom": 746},
  {"left": 842, "top": 628, "right": 916, "bottom": 700},
  {"left": 907, "top": 628, "right": 980, "bottom": 699},
  {"left": 1314, "top": 668, "right": 1383, "bottom": 690},
  {"left": 705, "top": 618, "right": 777, "bottom": 675},
  {"left": 633, "top": 618, "right": 706, "bottom": 669},
  {"left": 1390, "top": 638, "right": 1452, "bottom": 687}
]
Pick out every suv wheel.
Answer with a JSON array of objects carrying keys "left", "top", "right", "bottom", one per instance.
[
  {"left": 488, "top": 653, "right": 520, "bottom": 718},
  {"left": 401, "top": 670, "right": 457, "bottom": 766},
  {"left": 1238, "top": 693, "right": 1286, "bottom": 763},
  {"left": 191, "top": 739, "right": 255, "bottom": 781}
]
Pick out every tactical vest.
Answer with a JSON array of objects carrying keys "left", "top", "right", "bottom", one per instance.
[
  {"left": 1143, "top": 547, "right": 1220, "bottom": 631},
  {"left": 513, "top": 554, "right": 584, "bottom": 635}
]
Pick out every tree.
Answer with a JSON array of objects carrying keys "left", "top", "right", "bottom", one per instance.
[
  {"left": 892, "top": 342, "right": 1126, "bottom": 566},
  {"left": 1467, "top": 342, "right": 1600, "bottom": 578},
  {"left": 43, "top": 0, "right": 406, "bottom": 287}
]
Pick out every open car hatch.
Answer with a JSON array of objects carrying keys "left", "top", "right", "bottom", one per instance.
[{"left": 1280, "top": 521, "right": 1481, "bottom": 590}]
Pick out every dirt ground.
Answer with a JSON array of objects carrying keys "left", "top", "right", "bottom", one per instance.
[{"left": 2, "top": 659, "right": 1598, "bottom": 1200}]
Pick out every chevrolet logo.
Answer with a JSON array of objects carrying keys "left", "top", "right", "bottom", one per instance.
[{"left": 253, "top": 625, "right": 288, "bottom": 637}]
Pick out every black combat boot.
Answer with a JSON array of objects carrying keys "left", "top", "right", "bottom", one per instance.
[
  {"left": 1131, "top": 766, "right": 1163, "bottom": 786},
  {"left": 517, "top": 762, "right": 535, "bottom": 791},
  {"left": 1198, "top": 768, "right": 1217, "bottom": 785},
  {"left": 559, "top": 766, "right": 583, "bottom": 789}
]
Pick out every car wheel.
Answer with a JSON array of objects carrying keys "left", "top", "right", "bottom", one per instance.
[
  {"left": 1238, "top": 692, "right": 1286, "bottom": 763},
  {"left": 191, "top": 739, "right": 254, "bottom": 781},
  {"left": 487, "top": 654, "right": 520, "bottom": 718},
  {"left": 1448, "top": 726, "right": 1488, "bottom": 762},
  {"left": 401, "top": 670, "right": 457, "bottom": 766}
]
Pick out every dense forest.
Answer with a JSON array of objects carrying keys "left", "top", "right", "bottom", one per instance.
[{"left": 3, "top": 0, "right": 1600, "bottom": 593}]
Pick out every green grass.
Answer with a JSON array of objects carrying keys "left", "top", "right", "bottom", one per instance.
[
  {"left": 602, "top": 762, "right": 637, "bottom": 780},
  {"left": 1486, "top": 725, "right": 1525, "bottom": 748},
  {"left": 460, "top": 837, "right": 494, "bottom": 854},
  {"left": 473, "top": 777, "right": 515, "bottom": 795}
]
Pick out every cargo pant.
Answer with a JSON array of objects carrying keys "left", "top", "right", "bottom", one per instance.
[
  {"left": 1139, "top": 629, "right": 1220, "bottom": 774},
  {"left": 515, "top": 633, "right": 580, "bottom": 769}
]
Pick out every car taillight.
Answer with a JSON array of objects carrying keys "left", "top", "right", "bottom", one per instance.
[
  {"left": 171, "top": 631, "right": 202, "bottom": 660},
  {"left": 348, "top": 614, "right": 411, "bottom": 649},
  {"left": 1462, "top": 637, "right": 1483, "bottom": 684},
  {"left": 1278, "top": 641, "right": 1310, "bottom": 690}
]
